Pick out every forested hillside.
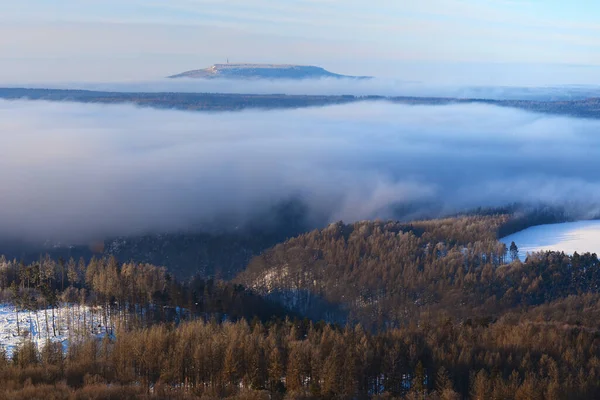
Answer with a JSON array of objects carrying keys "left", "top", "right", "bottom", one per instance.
[
  {"left": 237, "top": 216, "right": 600, "bottom": 329},
  {"left": 1, "top": 214, "right": 600, "bottom": 398},
  {"left": 0, "top": 255, "right": 291, "bottom": 333}
]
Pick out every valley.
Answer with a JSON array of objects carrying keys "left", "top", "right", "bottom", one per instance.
[{"left": 5, "top": 0, "right": 600, "bottom": 397}]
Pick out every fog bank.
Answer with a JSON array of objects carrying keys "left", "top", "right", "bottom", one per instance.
[{"left": 2, "top": 99, "right": 600, "bottom": 243}]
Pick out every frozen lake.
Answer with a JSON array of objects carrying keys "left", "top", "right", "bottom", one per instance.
[{"left": 501, "top": 220, "right": 600, "bottom": 260}]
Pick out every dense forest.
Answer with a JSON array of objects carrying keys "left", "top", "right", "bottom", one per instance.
[
  {"left": 237, "top": 215, "right": 600, "bottom": 328},
  {"left": 0, "top": 254, "right": 291, "bottom": 336},
  {"left": 1, "top": 314, "right": 599, "bottom": 399},
  {"left": 0, "top": 213, "right": 599, "bottom": 398}
]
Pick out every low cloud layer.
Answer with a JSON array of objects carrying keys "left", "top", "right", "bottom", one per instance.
[{"left": 2, "top": 99, "right": 600, "bottom": 243}]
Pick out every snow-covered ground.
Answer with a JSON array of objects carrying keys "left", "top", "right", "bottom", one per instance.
[
  {"left": 0, "top": 304, "right": 110, "bottom": 357},
  {"left": 501, "top": 220, "right": 600, "bottom": 260}
]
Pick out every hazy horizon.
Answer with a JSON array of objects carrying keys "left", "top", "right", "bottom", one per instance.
[{"left": 3, "top": 1, "right": 600, "bottom": 85}]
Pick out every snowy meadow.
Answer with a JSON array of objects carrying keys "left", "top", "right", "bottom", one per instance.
[{"left": 501, "top": 220, "right": 600, "bottom": 260}]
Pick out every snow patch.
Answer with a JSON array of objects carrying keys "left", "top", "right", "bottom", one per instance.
[
  {"left": 0, "top": 304, "right": 111, "bottom": 357},
  {"left": 500, "top": 220, "right": 600, "bottom": 260}
]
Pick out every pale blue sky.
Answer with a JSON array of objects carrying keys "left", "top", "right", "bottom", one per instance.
[{"left": 1, "top": 0, "right": 600, "bottom": 83}]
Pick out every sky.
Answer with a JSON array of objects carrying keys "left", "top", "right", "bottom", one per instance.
[{"left": 1, "top": 0, "right": 600, "bottom": 83}]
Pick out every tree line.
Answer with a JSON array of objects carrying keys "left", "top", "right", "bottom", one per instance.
[
  {"left": 1, "top": 313, "right": 598, "bottom": 399},
  {"left": 0, "top": 254, "right": 291, "bottom": 341}
]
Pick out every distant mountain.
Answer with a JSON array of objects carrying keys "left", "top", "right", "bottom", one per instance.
[{"left": 169, "top": 63, "right": 372, "bottom": 80}]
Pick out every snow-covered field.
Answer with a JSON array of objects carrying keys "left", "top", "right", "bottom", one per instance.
[
  {"left": 501, "top": 220, "right": 600, "bottom": 260},
  {"left": 0, "top": 304, "right": 110, "bottom": 357}
]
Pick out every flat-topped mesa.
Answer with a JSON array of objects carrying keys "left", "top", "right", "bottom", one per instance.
[
  {"left": 212, "top": 63, "right": 299, "bottom": 69},
  {"left": 168, "top": 63, "right": 372, "bottom": 80}
]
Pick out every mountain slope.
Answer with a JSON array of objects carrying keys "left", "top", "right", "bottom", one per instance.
[
  {"left": 236, "top": 215, "right": 600, "bottom": 328},
  {"left": 169, "top": 63, "right": 372, "bottom": 80},
  {"left": 236, "top": 216, "right": 509, "bottom": 325}
]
